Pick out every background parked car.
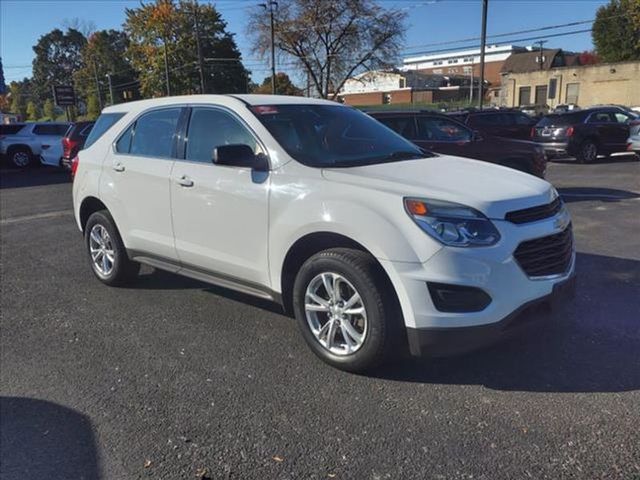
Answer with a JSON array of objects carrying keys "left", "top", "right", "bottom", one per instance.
[
  {"left": 531, "top": 107, "right": 633, "bottom": 163},
  {"left": 627, "top": 133, "right": 640, "bottom": 156},
  {"left": 370, "top": 111, "right": 547, "bottom": 178},
  {"left": 447, "top": 109, "right": 537, "bottom": 140},
  {"left": 0, "top": 122, "right": 71, "bottom": 168},
  {"left": 61, "top": 121, "right": 95, "bottom": 169}
]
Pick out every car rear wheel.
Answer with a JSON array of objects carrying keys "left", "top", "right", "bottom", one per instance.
[
  {"left": 293, "top": 248, "right": 401, "bottom": 372},
  {"left": 9, "top": 147, "right": 33, "bottom": 168},
  {"left": 85, "top": 210, "right": 140, "bottom": 286},
  {"left": 576, "top": 140, "right": 597, "bottom": 164}
]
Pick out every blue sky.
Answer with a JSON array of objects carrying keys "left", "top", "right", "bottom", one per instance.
[{"left": 1, "top": 0, "right": 609, "bottom": 85}]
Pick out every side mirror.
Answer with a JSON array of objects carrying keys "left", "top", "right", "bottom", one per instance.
[
  {"left": 212, "top": 144, "right": 268, "bottom": 171},
  {"left": 472, "top": 130, "right": 483, "bottom": 142}
]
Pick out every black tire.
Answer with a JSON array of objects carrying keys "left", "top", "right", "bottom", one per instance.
[
  {"left": 292, "top": 248, "right": 402, "bottom": 372},
  {"left": 84, "top": 210, "right": 140, "bottom": 286},
  {"left": 576, "top": 140, "right": 597, "bottom": 164},
  {"left": 8, "top": 147, "right": 33, "bottom": 169}
]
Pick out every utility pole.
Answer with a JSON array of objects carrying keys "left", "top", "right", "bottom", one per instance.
[
  {"left": 193, "top": 0, "right": 206, "bottom": 94},
  {"left": 260, "top": 1, "right": 278, "bottom": 94},
  {"left": 106, "top": 74, "right": 114, "bottom": 105},
  {"left": 536, "top": 40, "right": 547, "bottom": 71},
  {"left": 93, "top": 61, "right": 102, "bottom": 109},
  {"left": 163, "top": 38, "right": 171, "bottom": 96},
  {"left": 469, "top": 59, "right": 474, "bottom": 104},
  {"left": 478, "top": 0, "right": 488, "bottom": 110}
]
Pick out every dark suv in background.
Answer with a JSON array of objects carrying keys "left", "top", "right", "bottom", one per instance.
[
  {"left": 61, "top": 121, "right": 95, "bottom": 169},
  {"left": 531, "top": 107, "right": 635, "bottom": 163},
  {"left": 370, "top": 111, "right": 547, "bottom": 178},
  {"left": 448, "top": 109, "right": 537, "bottom": 140}
]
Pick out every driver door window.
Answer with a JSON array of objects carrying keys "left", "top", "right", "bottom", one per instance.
[{"left": 185, "top": 108, "right": 261, "bottom": 163}]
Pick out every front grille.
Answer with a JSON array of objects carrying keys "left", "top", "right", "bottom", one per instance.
[
  {"left": 514, "top": 225, "right": 573, "bottom": 277},
  {"left": 506, "top": 197, "right": 562, "bottom": 224}
]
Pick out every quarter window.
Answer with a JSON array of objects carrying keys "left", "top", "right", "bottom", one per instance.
[
  {"left": 129, "top": 108, "right": 181, "bottom": 158},
  {"left": 116, "top": 124, "right": 134, "bottom": 154},
  {"left": 185, "top": 108, "right": 259, "bottom": 163}
]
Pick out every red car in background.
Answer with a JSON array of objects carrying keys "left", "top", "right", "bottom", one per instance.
[{"left": 61, "top": 121, "right": 94, "bottom": 169}]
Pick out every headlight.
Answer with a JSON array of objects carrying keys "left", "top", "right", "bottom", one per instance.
[{"left": 404, "top": 198, "right": 501, "bottom": 247}]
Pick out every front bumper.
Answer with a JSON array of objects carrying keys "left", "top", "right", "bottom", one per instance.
[
  {"left": 405, "top": 273, "right": 575, "bottom": 356},
  {"left": 378, "top": 207, "right": 576, "bottom": 356}
]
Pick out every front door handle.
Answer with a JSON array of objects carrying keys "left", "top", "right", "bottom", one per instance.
[
  {"left": 113, "top": 162, "right": 125, "bottom": 172},
  {"left": 177, "top": 175, "right": 194, "bottom": 187}
]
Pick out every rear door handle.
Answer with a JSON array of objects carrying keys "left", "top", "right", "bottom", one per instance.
[
  {"left": 177, "top": 175, "right": 194, "bottom": 187},
  {"left": 113, "top": 162, "right": 125, "bottom": 172}
]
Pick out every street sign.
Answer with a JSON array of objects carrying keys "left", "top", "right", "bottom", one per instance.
[{"left": 53, "top": 85, "right": 76, "bottom": 107}]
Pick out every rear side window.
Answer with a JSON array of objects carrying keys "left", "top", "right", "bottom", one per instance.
[
  {"left": 84, "top": 113, "right": 125, "bottom": 149},
  {"left": 588, "top": 112, "right": 614, "bottom": 123},
  {"left": 376, "top": 116, "right": 417, "bottom": 139},
  {"left": 33, "top": 124, "right": 70, "bottom": 136},
  {"left": 514, "top": 113, "right": 534, "bottom": 125},
  {"left": 416, "top": 116, "right": 471, "bottom": 141},
  {"left": 130, "top": 108, "right": 181, "bottom": 158},
  {"left": 0, "top": 124, "right": 25, "bottom": 135},
  {"left": 469, "top": 114, "right": 505, "bottom": 127},
  {"left": 537, "top": 112, "right": 586, "bottom": 127}
]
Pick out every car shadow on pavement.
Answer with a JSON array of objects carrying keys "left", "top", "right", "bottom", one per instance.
[
  {"left": 0, "top": 397, "right": 101, "bottom": 480},
  {"left": 374, "top": 252, "right": 640, "bottom": 393},
  {"left": 559, "top": 187, "right": 640, "bottom": 203},
  {"left": 551, "top": 153, "right": 639, "bottom": 164},
  {"left": 132, "top": 268, "right": 286, "bottom": 315},
  {"left": 0, "top": 168, "right": 71, "bottom": 189}
]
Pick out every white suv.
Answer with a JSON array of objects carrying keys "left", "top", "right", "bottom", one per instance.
[{"left": 72, "top": 95, "right": 575, "bottom": 372}]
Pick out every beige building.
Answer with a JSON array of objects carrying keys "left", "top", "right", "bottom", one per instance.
[{"left": 500, "top": 60, "right": 640, "bottom": 108}]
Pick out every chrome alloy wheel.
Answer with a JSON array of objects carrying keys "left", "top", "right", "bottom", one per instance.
[
  {"left": 304, "top": 272, "right": 367, "bottom": 356},
  {"left": 89, "top": 224, "right": 115, "bottom": 277}
]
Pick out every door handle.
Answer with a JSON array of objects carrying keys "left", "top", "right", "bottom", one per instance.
[
  {"left": 113, "top": 162, "right": 125, "bottom": 172},
  {"left": 177, "top": 175, "right": 194, "bottom": 187}
]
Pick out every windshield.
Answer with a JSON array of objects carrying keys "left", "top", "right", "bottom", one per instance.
[{"left": 251, "top": 104, "right": 428, "bottom": 167}]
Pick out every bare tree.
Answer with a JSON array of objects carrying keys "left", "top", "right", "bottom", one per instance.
[
  {"left": 248, "top": 0, "right": 406, "bottom": 99},
  {"left": 62, "top": 18, "right": 97, "bottom": 37}
]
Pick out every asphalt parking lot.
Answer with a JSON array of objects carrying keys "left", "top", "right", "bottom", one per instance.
[{"left": 1, "top": 157, "right": 639, "bottom": 479}]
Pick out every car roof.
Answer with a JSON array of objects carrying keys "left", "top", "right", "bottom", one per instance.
[{"left": 102, "top": 94, "right": 339, "bottom": 115}]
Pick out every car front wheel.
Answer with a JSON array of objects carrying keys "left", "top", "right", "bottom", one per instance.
[
  {"left": 85, "top": 210, "right": 139, "bottom": 286},
  {"left": 293, "top": 248, "right": 401, "bottom": 372}
]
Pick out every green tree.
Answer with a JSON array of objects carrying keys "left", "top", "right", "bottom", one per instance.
[
  {"left": 593, "top": 0, "right": 640, "bottom": 62},
  {"left": 26, "top": 101, "right": 40, "bottom": 120},
  {"left": 9, "top": 81, "right": 28, "bottom": 119},
  {"left": 0, "top": 57, "right": 7, "bottom": 95},
  {"left": 75, "top": 29, "right": 138, "bottom": 106},
  {"left": 248, "top": 0, "right": 406, "bottom": 99},
  {"left": 124, "top": 0, "right": 249, "bottom": 97},
  {"left": 86, "top": 94, "right": 101, "bottom": 119},
  {"left": 253, "top": 72, "right": 303, "bottom": 95},
  {"left": 43, "top": 98, "right": 56, "bottom": 120},
  {"left": 31, "top": 28, "right": 86, "bottom": 105}
]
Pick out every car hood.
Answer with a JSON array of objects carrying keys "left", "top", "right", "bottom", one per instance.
[{"left": 322, "top": 155, "right": 554, "bottom": 219}]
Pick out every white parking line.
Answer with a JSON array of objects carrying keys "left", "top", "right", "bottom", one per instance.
[{"left": 0, "top": 209, "right": 74, "bottom": 225}]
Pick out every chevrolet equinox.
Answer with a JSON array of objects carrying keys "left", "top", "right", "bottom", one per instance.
[{"left": 72, "top": 95, "right": 575, "bottom": 372}]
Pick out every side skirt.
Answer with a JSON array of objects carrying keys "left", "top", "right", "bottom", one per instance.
[{"left": 128, "top": 250, "right": 282, "bottom": 304}]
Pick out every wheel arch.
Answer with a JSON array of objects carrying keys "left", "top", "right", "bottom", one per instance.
[
  {"left": 79, "top": 196, "right": 108, "bottom": 232},
  {"left": 279, "top": 231, "right": 399, "bottom": 316},
  {"left": 6, "top": 144, "right": 33, "bottom": 155}
]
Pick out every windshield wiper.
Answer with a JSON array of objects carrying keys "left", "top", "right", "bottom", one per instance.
[{"left": 328, "top": 150, "right": 431, "bottom": 168}]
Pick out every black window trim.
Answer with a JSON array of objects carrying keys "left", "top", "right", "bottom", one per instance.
[
  {"left": 112, "top": 105, "right": 185, "bottom": 160},
  {"left": 176, "top": 103, "right": 271, "bottom": 169}
]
